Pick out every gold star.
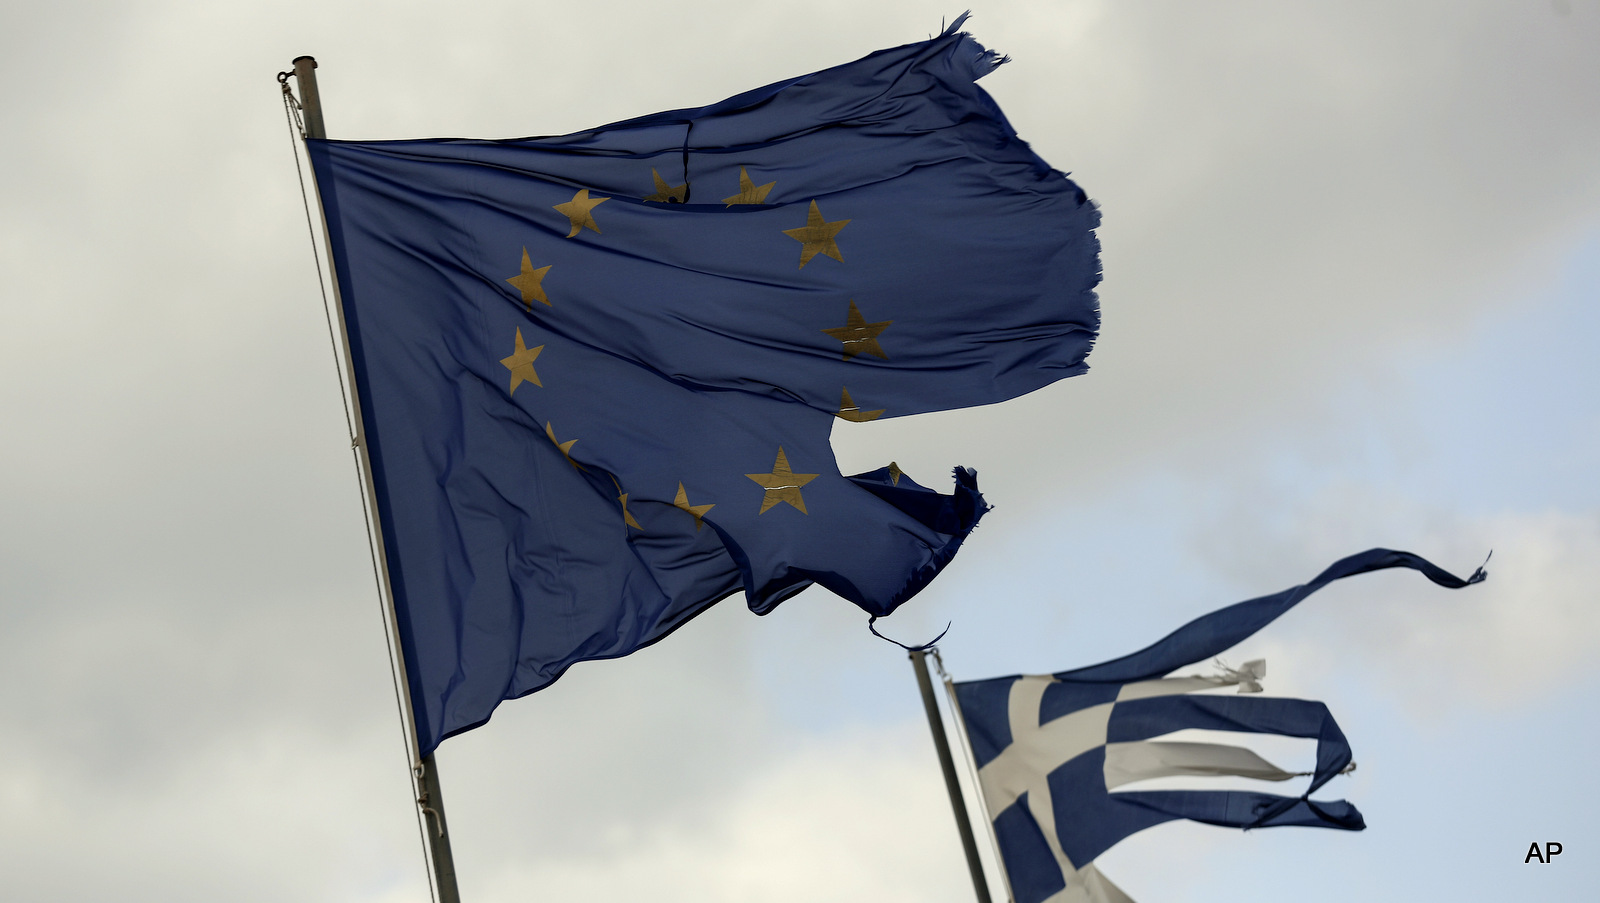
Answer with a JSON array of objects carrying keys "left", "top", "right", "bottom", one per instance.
[
  {"left": 618, "top": 493, "right": 642, "bottom": 530},
  {"left": 499, "top": 328, "right": 544, "bottom": 395},
  {"left": 506, "top": 249, "right": 552, "bottom": 309},
  {"left": 553, "top": 188, "right": 609, "bottom": 238},
  {"left": 644, "top": 168, "right": 688, "bottom": 203},
  {"left": 835, "top": 387, "right": 884, "bottom": 422},
  {"left": 723, "top": 166, "right": 775, "bottom": 206},
  {"left": 745, "top": 447, "right": 818, "bottom": 515},
  {"left": 783, "top": 200, "right": 849, "bottom": 268},
  {"left": 674, "top": 482, "right": 715, "bottom": 530},
  {"left": 887, "top": 461, "right": 903, "bottom": 486},
  {"left": 610, "top": 476, "right": 642, "bottom": 530},
  {"left": 822, "top": 301, "right": 891, "bottom": 361},
  {"left": 544, "top": 422, "right": 585, "bottom": 472}
]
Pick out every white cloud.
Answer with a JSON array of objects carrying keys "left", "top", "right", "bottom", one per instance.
[{"left": 464, "top": 724, "right": 974, "bottom": 903}]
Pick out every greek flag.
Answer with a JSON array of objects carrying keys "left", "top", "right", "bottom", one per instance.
[{"left": 951, "top": 549, "right": 1486, "bottom": 903}]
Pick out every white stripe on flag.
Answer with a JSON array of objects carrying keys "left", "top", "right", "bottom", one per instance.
[{"left": 1103, "top": 740, "right": 1302, "bottom": 790}]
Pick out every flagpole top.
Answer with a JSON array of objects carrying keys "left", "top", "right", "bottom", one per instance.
[{"left": 290, "top": 56, "right": 326, "bottom": 140}]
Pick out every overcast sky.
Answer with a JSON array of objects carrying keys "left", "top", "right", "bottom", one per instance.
[{"left": 1, "top": 1, "right": 1596, "bottom": 901}]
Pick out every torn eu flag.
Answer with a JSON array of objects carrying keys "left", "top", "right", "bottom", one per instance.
[{"left": 307, "top": 16, "right": 1101, "bottom": 756}]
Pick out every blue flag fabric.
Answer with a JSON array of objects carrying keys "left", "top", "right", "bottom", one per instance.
[
  {"left": 307, "top": 17, "right": 1101, "bottom": 756},
  {"left": 952, "top": 549, "right": 1486, "bottom": 903}
]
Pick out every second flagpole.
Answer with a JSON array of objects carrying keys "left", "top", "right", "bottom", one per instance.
[{"left": 910, "top": 649, "right": 993, "bottom": 903}]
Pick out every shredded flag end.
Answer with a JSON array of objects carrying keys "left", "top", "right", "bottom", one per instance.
[
  {"left": 1048, "top": 547, "right": 1489, "bottom": 686},
  {"left": 1468, "top": 548, "right": 1492, "bottom": 584},
  {"left": 884, "top": 466, "right": 989, "bottom": 611},
  {"left": 1075, "top": 204, "right": 1106, "bottom": 370},
  {"left": 940, "top": 10, "right": 974, "bottom": 37},
  {"left": 1243, "top": 795, "right": 1367, "bottom": 833},
  {"left": 940, "top": 11, "right": 1011, "bottom": 77}
]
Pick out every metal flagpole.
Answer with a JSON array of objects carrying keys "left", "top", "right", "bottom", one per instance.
[
  {"left": 287, "top": 56, "right": 463, "bottom": 903},
  {"left": 416, "top": 752, "right": 461, "bottom": 900},
  {"left": 910, "top": 649, "right": 993, "bottom": 903}
]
